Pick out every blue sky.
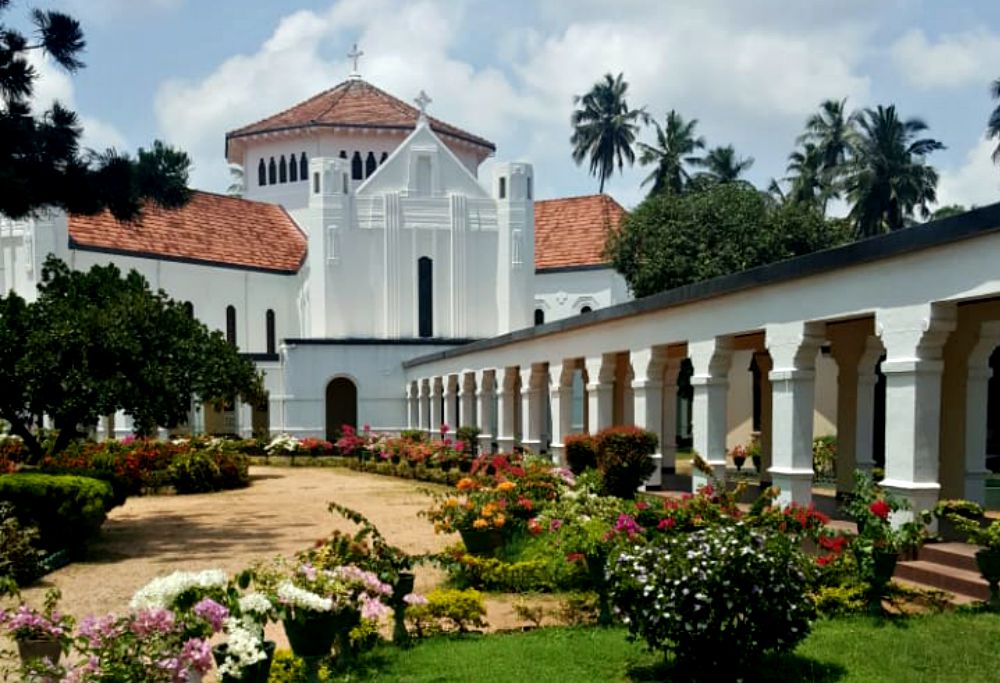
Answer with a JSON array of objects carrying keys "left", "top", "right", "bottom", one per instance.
[{"left": 14, "top": 0, "right": 1000, "bottom": 210}]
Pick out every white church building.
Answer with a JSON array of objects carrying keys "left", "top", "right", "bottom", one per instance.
[{"left": 0, "top": 72, "right": 630, "bottom": 441}]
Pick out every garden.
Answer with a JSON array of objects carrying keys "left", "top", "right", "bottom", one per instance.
[{"left": 3, "top": 425, "right": 1000, "bottom": 681}]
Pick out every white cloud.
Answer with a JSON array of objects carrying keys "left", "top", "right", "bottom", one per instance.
[
  {"left": 891, "top": 28, "right": 1000, "bottom": 89},
  {"left": 935, "top": 137, "right": 1000, "bottom": 209}
]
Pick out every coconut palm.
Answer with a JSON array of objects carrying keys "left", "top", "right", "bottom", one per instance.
[
  {"left": 845, "top": 105, "right": 944, "bottom": 237},
  {"left": 692, "top": 145, "right": 754, "bottom": 184},
  {"left": 988, "top": 78, "right": 1000, "bottom": 162},
  {"left": 227, "top": 164, "right": 244, "bottom": 197},
  {"left": 785, "top": 143, "right": 825, "bottom": 208},
  {"left": 637, "top": 110, "right": 705, "bottom": 195},
  {"left": 571, "top": 73, "right": 648, "bottom": 193},
  {"left": 799, "top": 98, "right": 855, "bottom": 173}
]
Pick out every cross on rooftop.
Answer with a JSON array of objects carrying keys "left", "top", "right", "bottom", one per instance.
[
  {"left": 347, "top": 43, "right": 364, "bottom": 77},
  {"left": 414, "top": 90, "right": 432, "bottom": 118}
]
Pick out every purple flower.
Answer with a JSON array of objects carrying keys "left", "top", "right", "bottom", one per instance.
[
  {"left": 193, "top": 598, "right": 229, "bottom": 632},
  {"left": 300, "top": 563, "right": 318, "bottom": 582},
  {"left": 130, "top": 607, "right": 176, "bottom": 637},
  {"left": 614, "top": 514, "right": 642, "bottom": 538},
  {"left": 78, "top": 614, "right": 120, "bottom": 648},
  {"left": 181, "top": 637, "right": 214, "bottom": 674},
  {"left": 403, "top": 593, "right": 428, "bottom": 606},
  {"left": 549, "top": 519, "right": 563, "bottom": 531},
  {"left": 359, "top": 594, "right": 391, "bottom": 620}
]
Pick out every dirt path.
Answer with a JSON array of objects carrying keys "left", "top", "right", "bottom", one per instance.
[{"left": 17, "top": 467, "right": 538, "bottom": 647}]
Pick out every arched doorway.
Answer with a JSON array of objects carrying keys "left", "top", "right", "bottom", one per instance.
[{"left": 326, "top": 377, "right": 358, "bottom": 441}]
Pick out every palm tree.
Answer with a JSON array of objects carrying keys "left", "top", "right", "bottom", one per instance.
[
  {"left": 785, "top": 143, "right": 825, "bottom": 208},
  {"left": 227, "top": 164, "right": 244, "bottom": 197},
  {"left": 570, "top": 73, "right": 648, "bottom": 193},
  {"left": 692, "top": 145, "right": 754, "bottom": 184},
  {"left": 799, "top": 99, "right": 854, "bottom": 172},
  {"left": 988, "top": 78, "right": 1000, "bottom": 162},
  {"left": 636, "top": 110, "right": 705, "bottom": 195},
  {"left": 845, "top": 105, "right": 945, "bottom": 237}
]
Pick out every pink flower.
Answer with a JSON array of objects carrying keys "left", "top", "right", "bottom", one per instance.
[
  {"left": 440, "top": 424, "right": 450, "bottom": 435},
  {"left": 359, "top": 594, "right": 391, "bottom": 620},
  {"left": 181, "top": 638, "right": 213, "bottom": 674},
  {"left": 78, "top": 614, "right": 120, "bottom": 648},
  {"left": 403, "top": 593, "right": 428, "bottom": 606},
  {"left": 658, "top": 517, "right": 677, "bottom": 531},
  {"left": 614, "top": 513, "right": 642, "bottom": 538},
  {"left": 131, "top": 607, "right": 176, "bottom": 638},
  {"left": 193, "top": 598, "right": 229, "bottom": 632},
  {"left": 549, "top": 519, "right": 563, "bottom": 531}
]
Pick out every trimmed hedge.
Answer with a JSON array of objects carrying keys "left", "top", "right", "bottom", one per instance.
[
  {"left": 596, "top": 426, "right": 657, "bottom": 499},
  {"left": 564, "top": 434, "right": 598, "bottom": 475},
  {"left": 0, "top": 473, "right": 115, "bottom": 554}
]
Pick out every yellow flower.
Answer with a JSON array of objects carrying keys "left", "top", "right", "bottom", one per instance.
[
  {"left": 496, "top": 481, "right": 516, "bottom": 493},
  {"left": 493, "top": 514, "right": 506, "bottom": 528},
  {"left": 445, "top": 497, "right": 459, "bottom": 508},
  {"left": 482, "top": 503, "right": 497, "bottom": 517},
  {"left": 473, "top": 518, "right": 489, "bottom": 530}
]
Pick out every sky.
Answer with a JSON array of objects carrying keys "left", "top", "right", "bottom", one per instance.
[{"left": 12, "top": 0, "right": 1000, "bottom": 211}]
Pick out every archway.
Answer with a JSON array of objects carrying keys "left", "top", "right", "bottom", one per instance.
[{"left": 325, "top": 377, "right": 358, "bottom": 441}]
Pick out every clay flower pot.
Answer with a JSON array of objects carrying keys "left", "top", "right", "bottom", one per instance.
[{"left": 16, "top": 636, "right": 61, "bottom": 666}]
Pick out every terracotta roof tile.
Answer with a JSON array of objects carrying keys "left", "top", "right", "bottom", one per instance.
[
  {"left": 68, "top": 191, "right": 306, "bottom": 274},
  {"left": 225, "top": 79, "right": 495, "bottom": 157},
  {"left": 534, "top": 194, "right": 627, "bottom": 270}
]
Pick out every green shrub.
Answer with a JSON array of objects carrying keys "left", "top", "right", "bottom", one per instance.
[
  {"left": 563, "top": 434, "right": 597, "bottom": 475},
  {"left": 437, "top": 544, "right": 586, "bottom": 592},
  {"left": 811, "top": 583, "right": 867, "bottom": 617},
  {"left": 813, "top": 435, "right": 837, "bottom": 480},
  {"left": 455, "top": 426, "right": 481, "bottom": 455},
  {"left": 0, "top": 473, "right": 115, "bottom": 553},
  {"left": 267, "top": 650, "right": 333, "bottom": 682},
  {"left": 406, "top": 588, "right": 487, "bottom": 637},
  {"left": 211, "top": 451, "right": 250, "bottom": 490},
  {"left": 168, "top": 451, "right": 221, "bottom": 494},
  {"left": 609, "top": 523, "right": 815, "bottom": 676},
  {"left": 595, "top": 426, "right": 657, "bottom": 499},
  {"left": 0, "top": 502, "right": 44, "bottom": 584},
  {"left": 399, "top": 429, "right": 427, "bottom": 443}
]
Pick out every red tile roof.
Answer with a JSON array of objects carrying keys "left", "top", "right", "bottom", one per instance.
[
  {"left": 534, "top": 194, "right": 627, "bottom": 270},
  {"left": 68, "top": 191, "right": 307, "bottom": 274},
  {"left": 225, "top": 78, "right": 495, "bottom": 160}
]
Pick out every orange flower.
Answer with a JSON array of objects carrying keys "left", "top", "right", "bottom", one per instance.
[
  {"left": 445, "top": 497, "right": 458, "bottom": 508},
  {"left": 457, "top": 478, "right": 477, "bottom": 491},
  {"left": 493, "top": 514, "right": 506, "bottom": 528},
  {"left": 496, "top": 481, "right": 516, "bottom": 493},
  {"left": 473, "top": 518, "right": 489, "bottom": 529},
  {"left": 482, "top": 503, "right": 497, "bottom": 517}
]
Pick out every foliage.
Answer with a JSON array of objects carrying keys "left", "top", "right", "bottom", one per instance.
[
  {"left": 637, "top": 110, "right": 705, "bottom": 195},
  {"left": 948, "top": 515, "right": 1000, "bottom": 551},
  {"left": 933, "top": 498, "right": 984, "bottom": 521},
  {"left": 609, "top": 522, "right": 815, "bottom": 674},
  {"left": 570, "top": 73, "right": 648, "bottom": 193},
  {"left": 0, "top": 473, "right": 115, "bottom": 553},
  {"left": 0, "top": 5, "right": 191, "bottom": 222},
  {"left": 594, "top": 426, "right": 657, "bottom": 499},
  {"left": 168, "top": 451, "right": 222, "bottom": 494},
  {"left": 406, "top": 588, "right": 487, "bottom": 637},
  {"left": 990, "top": 77, "right": 1000, "bottom": 164},
  {"left": 399, "top": 430, "right": 427, "bottom": 443},
  {"left": 435, "top": 542, "right": 586, "bottom": 593},
  {"left": 606, "top": 182, "right": 849, "bottom": 297},
  {"left": 0, "top": 502, "right": 44, "bottom": 585},
  {"left": 0, "top": 257, "right": 264, "bottom": 461},
  {"left": 563, "top": 433, "right": 597, "bottom": 475},
  {"left": 691, "top": 144, "right": 754, "bottom": 184},
  {"left": 0, "top": 588, "right": 73, "bottom": 645},
  {"left": 267, "top": 650, "right": 333, "bottom": 682},
  {"left": 810, "top": 583, "right": 868, "bottom": 617},
  {"left": 813, "top": 435, "right": 837, "bottom": 480},
  {"left": 455, "top": 426, "right": 481, "bottom": 455}
]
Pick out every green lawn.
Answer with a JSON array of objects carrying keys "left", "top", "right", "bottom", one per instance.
[{"left": 327, "top": 612, "right": 1000, "bottom": 682}]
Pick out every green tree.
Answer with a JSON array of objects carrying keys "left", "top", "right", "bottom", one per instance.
[
  {"left": 0, "top": 4, "right": 190, "bottom": 220},
  {"left": 989, "top": 78, "right": 1000, "bottom": 163},
  {"left": 571, "top": 73, "right": 648, "bottom": 193},
  {"left": 0, "top": 257, "right": 264, "bottom": 461},
  {"left": 691, "top": 145, "right": 754, "bottom": 184},
  {"left": 930, "top": 204, "right": 967, "bottom": 220},
  {"left": 799, "top": 99, "right": 855, "bottom": 175},
  {"left": 637, "top": 110, "right": 705, "bottom": 195},
  {"left": 784, "top": 142, "right": 825, "bottom": 209},
  {"left": 605, "top": 183, "right": 849, "bottom": 298},
  {"left": 845, "top": 105, "right": 944, "bottom": 237}
]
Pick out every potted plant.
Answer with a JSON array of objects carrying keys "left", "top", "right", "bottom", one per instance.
[
  {"left": 729, "top": 443, "right": 748, "bottom": 472},
  {"left": 933, "top": 499, "right": 985, "bottom": 542},
  {"left": 0, "top": 589, "right": 73, "bottom": 668},
  {"left": 422, "top": 478, "right": 512, "bottom": 557},
  {"left": 947, "top": 514, "right": 1000, "bottom": 609},
  {"left": 212, "top": 591, "right": 278, "bottom": 683},
  {"left": 748, "top": 434, "right": 763, "bottom": 474}
]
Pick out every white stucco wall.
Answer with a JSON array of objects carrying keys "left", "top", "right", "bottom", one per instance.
[{"left": 534, "top": 266, "right": 631, "bottom": 323}]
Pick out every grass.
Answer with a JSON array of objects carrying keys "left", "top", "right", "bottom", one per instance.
[{"left": 321, "top": 612, "right": 1000, "bottom": 682}]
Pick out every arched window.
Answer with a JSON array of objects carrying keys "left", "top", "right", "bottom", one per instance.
[
  {"left": 418, "top": 257, "right": 433, "bottom": 338},
  {"left": 278, "top": 155, "right": 287, "bottom": 183},
  {"left": 379, "top": 151, "right": 388, "bottom": 165},
  {"left": 257, "top": 159, "right": 266, "bottom": 186},
  {"left": 351, "top": 151, "right": 363, "bottom": 180},
  {"left": 267, "top": 158, "right": 277, "bottom": 185},
  {"left": 265, "top": 309, "right": 276, "bottom": 355},
  {"left": 534, "top": 308, "right": 545, "bottom": 326},
  {"left": 365, "top": 152, "right": 377, "bottom": 177},
  {"left": 289, "top": 155, "right": 298, "bottom": 182},
  {"left": 339, "top": 150, "right": 347, "bottom": 159},
  {"left": 226, "top": 305, "right": 237, "bottom": 346},
  {"left": 580, "top": 305, "right": 592, "bottom": 314},
  {"left": 299, "top": 153, "right": 308, "bottom": 180},
  {"left": 183, "top": 301, "right": 194, "bottom": 318}
]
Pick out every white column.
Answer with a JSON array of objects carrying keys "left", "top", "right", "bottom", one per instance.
[
  {"left": 689, "top": 337, "right": 733, "bottom": 490},
  {"left": 964, "top": 321, "right": 1000, "bottom": 504},
  {"left": 661, "top": 356, "right": 683, "bottom": 474},
  {"left": 496, "top": 367, "right": 517, "bottom": 453},
  {"left": 418, "top": 378, "right": 431, "bottom": 432},
  {"left": 854, "top": 336, "right": 884, "bottom": 476},
  {"left": 548, "top": 361, "right": 575, "bottom": 465},
  {"left": 520, "top": 364, "right": 544, "bottom": 453},
  {"left": 766, "top": 322, "right": 825, "bottom": 507},
  {"left": 631, "top": 347, "right": 668, "bottom": 488},
  {"left": 406, "top": 381, "right": 419, "bottom": 430},
  {"left": 430, "top": 377, "right": 444, "bottom": 435},
  {"left": 443, "top": 374, "right": 459, "bottom": 431},
  {"left": 878, "top": 303, "right": 956, "bottom": 522},
  {"left": 475, "top": 369, "right": 496, "bottom": 454},
  {"left": 585, "top": 354, "right": 615, "bottom": 433},
  {"left": 459, "top": 371, "right": 476, "bottom": 429}
]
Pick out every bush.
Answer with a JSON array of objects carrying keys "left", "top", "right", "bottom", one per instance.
[
  {"left": 595, "top": 426, "right": 657, "bottom": 499},
  {"left": 563, "top": 434, "right": 597, "bottom": 475},
  {"left": 436, "top": 544, "right": 586, "bottom": 592},
  {"left": 813, "top": 435, "right": 837, "bottom": 480},
  {"left": 455, "top": 426, "right": 481, "bottom": 455},
  {"left": 399, "top": 429, "right": 427, "bottom": 443},
  {"left": 168, "top": 451, "right": 221, "bottom": 494},
  {"left": 406, "top": 588, "right": 487, "bottom": 637},
  {"left": 0, "top": 473, "right": 115, "bottom": 553},
  {"left": 210, "top": 451, "right": 250, "bottom": 490},
  {"left": 608, "top": 522, "right": 815, "bottom": 675},
  {"left": 0, "top": 502, "right": 44, "bottom": 584},
  {"left": 267, "top": 650, "right": 333, "bottom": 682}
]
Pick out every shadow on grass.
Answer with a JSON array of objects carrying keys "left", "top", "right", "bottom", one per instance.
[{"left": 626, "top": 652, "right": 846, "bottom": 683}]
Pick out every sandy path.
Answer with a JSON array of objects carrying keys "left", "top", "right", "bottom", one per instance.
[{"left": 15, "top": 467, "right": 538, "bottom": 650}]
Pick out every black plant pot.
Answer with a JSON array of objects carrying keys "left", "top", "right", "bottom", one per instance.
[{"left": 213, "top": 640, "right": 276, "bottom": 683}]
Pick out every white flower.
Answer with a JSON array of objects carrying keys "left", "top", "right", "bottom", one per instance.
[
  {"left": 265, "top": 433, "right": 301, "bottom": 454},
  {"left": 238, "top": 592, "right": 273, "bottom": 616},
  {"left": 217, "top": 617, "right": 267, "bottom": 679},
  {"left": 130, "top": 569, "right": 228, "bottom": 610},
  {"left": 276, "top": 582, "right": 332, "bottom": 612}
]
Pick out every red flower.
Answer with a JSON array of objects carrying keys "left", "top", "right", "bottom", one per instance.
[
  {"left": 869, "top": 499, "right": 891, "bottom": 520},
  {"left": 566, "top": 553, "right": 585, "bottom": 563},
  {"left": 816, "top": 554, "right": 834, "bottom": 566},
  {"left": 527, "top": 518, "right": 542, "bottom": 535},
  {"left": 658, "top": 517, "right": 677, "bottom": 531},
  {"left": 635, "top": 501, "right": 650, "bottom": 511}
]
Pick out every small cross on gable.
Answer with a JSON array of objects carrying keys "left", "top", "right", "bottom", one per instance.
[
  {"left": 414, "top": 90, "right": 432, "bottom": 118},
  {"left": 347, "top": 43, "right": 364, "bottom": 77}
]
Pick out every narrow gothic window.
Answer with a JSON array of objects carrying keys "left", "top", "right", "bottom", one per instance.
[
  {"left": 299, "top": 153, "right": 308, "bottom": 180},
  {"left": 380, "top": 151, "right": 388, "bottom": 165},
  {"left": 278, "top": 155, "right": 287, "bottom": 183},
  {"left": 266, "top": 309, "right": 276, "bottom": 355},
  {"left": 415, "top": 156, "right": 431, "bottom": 195},
  {"left": 313, "top": 172, "right": 320, "bottom": 194},
  {"left": 351, "top": 152, "right": 363, "bottom": 180},
  {"left": 289, "top": 155, "right": 298, "bottom": 182},
  {"left": 226, "top": 305, "right": 237, "bottom": 346},
  {"left": 339, "top": 150, "right": 347, "bottom": 159},
  {"left": 365, "top": 151, "right": 377, "bottom": 177},
  {"left": 268, "top": 158, "right": 277, "bottom": 185},
  {"left": 534, "top": 309, "right": 545, "bottom": 326},
  {"left": 498, "top": 177, "right": 506, "bottom": 199},
  {"left": 527, "top": 176, "right": 532, "bottom": 199},
  {"left": 257, "top": 159, "right": 266, "bottom": 186},
  {"left": 418, "top": 257, "right": 433, "bottom": 338}
]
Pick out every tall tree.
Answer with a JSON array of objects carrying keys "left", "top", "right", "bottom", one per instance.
[
  {"left": 571, "top": 73, "right": 648, "bottom": 193},
  {"left": 785, "top": 142, "right": 825, "bottom": 209},
  {"left": 637, "top": 110, "right": 705, "bottom": 195},
  {"left": 796, "top": 98, "right": 856, "bottom": 213},
  {"left": 989, "top": 78, "right": 1000, "bottom": 163},
  {"left": 692, "top": 145, "right": 754, "bottom": 184},
  {"left": 0, "top": 4, "right": 190, "bottom": 220},
  {"left": 845, "top": 105, "right": 944, "bottom": 237}
]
